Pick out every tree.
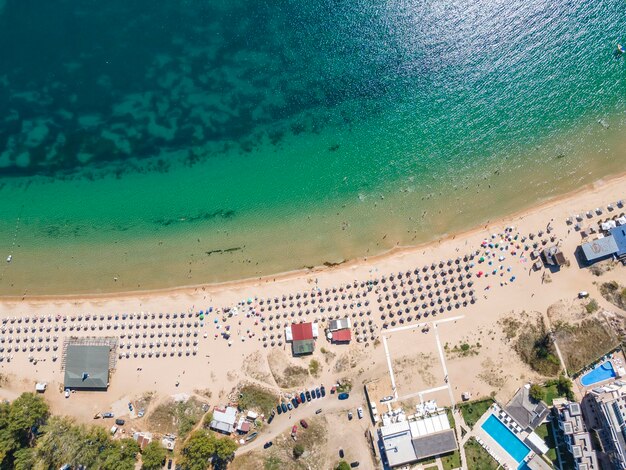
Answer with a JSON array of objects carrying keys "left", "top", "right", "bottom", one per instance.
[
  {"left": 100, "top": 438, "right": 140, "bottom": 470},
  {"left": 214, "top": 436, "right": 237, "bottom": 461},
  {"left": 529, "top": 384, "right": 545, "bottom": 402},
  {"left": 203, "top": 411, "right": 214, "bottom": 428},
  {"left": 179, "top": 430, "right": 215, "bottom": 470},
  {"left": 335, "top": 461, "right": 351, "bottom": 470},
  {"left": 13, "top": 447, "right": 35, "bottom": 470},
  {"left": 557, "top": 375, "right": 574, "bottom": 400},
  {"left": 141, "top": 441, "right": 166, "bottom": 470},
  {"left": 8, "top": 393, "right": 49, "bottom": 445},
  {"left": 293, "top": 443, "right": 304, "bottom": 459}
]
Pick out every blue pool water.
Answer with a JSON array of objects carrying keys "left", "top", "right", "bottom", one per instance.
[
  {"left": 482, "top": 415, "right": 530, "bottom": 466},
  {"left": 581, "top": 361, "right": 616, "bottom": 386}
]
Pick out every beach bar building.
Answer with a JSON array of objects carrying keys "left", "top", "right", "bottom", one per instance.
[
  {"left": 580, "top": 236, "right": 619, "bottom": 264},
  {"left": 210, "top": 406, "right": 237, "bottom": 435},
  {"left": 63, "top": 345, "right": 111, "bottom": 391},
  {"left": 379, "top": 410, "right": 457, "bottom": 467},
  {"left": 286, "top": 322, "right": 318, "bottom": 356}
]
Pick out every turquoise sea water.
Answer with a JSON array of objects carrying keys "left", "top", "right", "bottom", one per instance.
[{"left": 1, "top": 0, "right": 626, "bottom": 294}]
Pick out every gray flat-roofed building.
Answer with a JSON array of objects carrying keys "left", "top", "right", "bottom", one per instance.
[
  {"left": 505, "top": 385, "right": 549, "bottom": 431},
  {"left": 411, "top": 429, "right": 457, "bottom": 460},
  {"left": 581, "top": 236, "right": 619, "bottom": 262},
  {"left": 63, "top": 345, "right": 110, "bottom": 390}
]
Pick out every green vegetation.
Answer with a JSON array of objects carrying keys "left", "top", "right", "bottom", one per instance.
[
  {"left": 238, "top": 384, "right": 279, "bottom": 416},
  {"left": 147, "top": 397, "right": 207, "bottom": 439},
  {"left": 141, "top": 441, "right": 167, "bottom": 470},
  {"left": 336, "top": 379, "right": 352, "bottom": 393},
  {"left": 179, "top": 429, "right": 237, "bottom": 470},
  {"left": 534, "top": 422, "right": 558, "bottom": 466},
  {"left": 585, "top": 299, "right": 599, "bottom": 313},
  {"left": 264, "top": 455, "right": 282, "bottom": 470},
  {"left": 30, "top": 415, "right": 139, "bottom": 470},
  {"left": 529, "top": 384, "right": 546, "bottom": 402},
  {"left": 552, "top": 319, "right": 618, "bottom": 373},
  {"left": 464, "top": 438, "right": 499, "bottom": 470},
  {"left": 308, "top": 359, "right": 321, "bottom": 377},
  {"left": 335, "top": 460, "right": 351, "bottom": 470},
  {"left": 459, "top": 398, "right": 494, "bottom": 428},
  {"left": 0, "top": 393, "right": 49, "bottom": 469},
  {"left": 538, "top": 376, "right": 574, "bottom": 405},
  {"left": 600, "top": 281, "right": 626, "bottom": 309},
  {"left": 277, "top": 365, "right": 310, "bottom": 388},
  {"left": 441, "top": 450, "right": 461, "bottom": 470},
  {"left": 445, "top": 341, "right": 481, "bottom": 357},
  {"left": 514, "top": 316, "right": 561, "bottom": 376},
  {"left": 293, "top": 443, "right": 305, "bottom": 458}
]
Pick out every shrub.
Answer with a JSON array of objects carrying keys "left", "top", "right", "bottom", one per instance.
[
  {"left": 529, "top": 384, "right": 545, "bottom": 402},
  {"left": 293, "top": 443, "right": 304, "bottom": 459}
]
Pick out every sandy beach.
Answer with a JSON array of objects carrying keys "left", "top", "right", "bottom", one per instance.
[{"left": 0, "top": 173, "right": 625, "bottom": 467}]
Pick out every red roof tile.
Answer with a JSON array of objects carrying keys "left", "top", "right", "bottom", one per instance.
[
  {"left": 332, "top": 329, "right": 352, "bottom": 342},
  {"left": 291, "top": 322, "right": 314, "bottom": 341}
]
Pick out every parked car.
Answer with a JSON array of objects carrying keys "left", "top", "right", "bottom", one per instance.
[
  {"left": 296, "top": 394, "right": 302, "bottom": 404},
  {"left": 167, "top": 459, "right": 172, "bottom": 469},
  {"left": 115, "top": 419, "right": 125, "bottom": 426},
  {"left": 268, "top": 413, "right": 275, "bottom": 424},
  {"left": 291, "top": 397, "right": 299, "bottom": 408},
  {"left": 380, "top": 395, "right": 393, "bottom": 403},
  {"left": 339, "top": 448, "right": 344, "bottom": 458},
  {"left": 300, "top": 419, "right": 308, "bottom": 429},
  {"left": 310, "top": 388, "right": 316, "bottom": 399},
  {"left": 263, "top": 441, "right": 273, "bottom": 449},
  {"left": 315, "top": 388, "right": 321, "bottom": 398},
  {"left": 277, "top": 404, "right": 282, "bottom": 415},
  {"left": 300, "top": 392, "right": 306, "bottom": 403},
  {"left": 281, "top": 402, "right": 288, "bottom": 414},
  {"left": 350, "top": 461, "right": 359, "bottom": 468},
  {"left": 578, "top": 291, "right": 589, "bottom": 298},
  {"left": 315, "top": 408, "right": 322, "bottom": 414},
  {"left": 338, "top": 393, "right": 349, "bottom": 400},
  {"left": 102, "top": 412, "right": 114, "bottom": 418},
  {"left": 330, "top": 386, "right": 336, "bottom": 394},
  {"left": 305, "top": 390, "right": 312, "bottom": 402},
  {"left": 320, "top": 385, "right": 326, "bottom": 397},
  {"left": 64, "top": 389, "right": 70, "bottom": 398},
  {"left": 357, "top": 407, "right": 363, "bottom": 419},
  {"left": 348, "top": 411, "right": 353, "bottom": 420},
  {"left": 287, "top": 402, "right": 293, "bottom": 411}
]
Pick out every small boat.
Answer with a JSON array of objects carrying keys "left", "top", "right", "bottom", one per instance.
[
  {"left": 618, "top": 44, "right": 624, "bottom": 54},
  {"left": 6, "top": 255, "right": 11, "bottom": 263}
]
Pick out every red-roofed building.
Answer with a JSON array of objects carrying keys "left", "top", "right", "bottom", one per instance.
[
  {"left": 291, "top": 322, "right": 314, "bottom": 341},
  {"left": 331, "top": 329, "right": 352, "bottom": 344}
]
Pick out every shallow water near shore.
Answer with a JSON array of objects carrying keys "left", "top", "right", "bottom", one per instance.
[{"left": 1, "top": 0, "right": 626, "bottom": 295}]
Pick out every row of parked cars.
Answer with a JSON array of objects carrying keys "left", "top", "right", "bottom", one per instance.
[{"left": 275, "top": 385, "right": 326, "bottom": 414}]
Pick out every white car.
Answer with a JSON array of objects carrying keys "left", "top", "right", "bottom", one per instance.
[
  {"left": 64, "top": 389, "right": 70, "bottom": 398},
  {"left": 357, "top": 407, "right": 363, "bottom": 419},
  {"left": 578, "top": 291, "right": 589, "bottom": 299}
]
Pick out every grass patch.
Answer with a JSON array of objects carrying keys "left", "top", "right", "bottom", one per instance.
[
  {"left": 147, "top": 397, "right": 206, "bottom": 439},
  {"left": 459, "top": 399, "right": 494, "bottom": 428},
  {"left": 308, "top": 359, "right": 321, "bottom": 378},
  {"left": 446, "top": 342, "right": 481, "bottom": 358},
  {"left": 600, "top": 281, "right": 626, "bottom": 310},
  {"left": 585, "top": 299, "right": 599, "bottom": 314},
  {"left": 464, "top": 438, "right": 498, "bottom": 470},
  {"left": 238, "top": 384, "right": 279, "bottom": 416},
  {"left": 514, "top": 315, "right": 561, "bottom": 376},
  {"left": 441, "top": 450, "right": 461, "bottom": 470},
  {"left": 552, "top": 319, "right": 618, "bottom": 372},
  {"left": 535, "top": 422, "right": 558, "bottom": 466}
]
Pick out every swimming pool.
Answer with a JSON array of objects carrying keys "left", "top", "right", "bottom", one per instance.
[
  {"left": 580, "top": 361, "right": 616, "bottom": 386},
  {"left": 481, "top": 415, "right": 530, "bottom": 466}
]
